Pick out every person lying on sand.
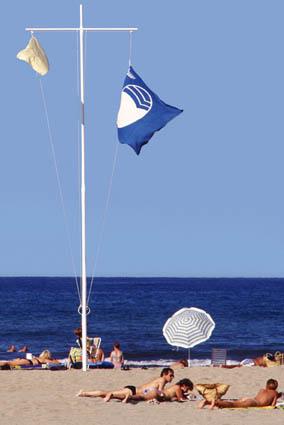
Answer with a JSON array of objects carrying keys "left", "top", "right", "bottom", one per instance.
[
  {"left": 76, "top": 367, "right": 175, "bottom": 402},
  {"left": 126, "top": 378, "right": 194, "bottom": 403},
  {"left": 198, "top": 378, "right": 279, "bottom": 409},
  {"left": 220, "top": 354, "right": 277, "bottom": 368},
  {"left": 0, "top": 350, "right": 61, "bottom": 369},
  {"left": 171, "top": 359, "right": 188, "bottom": 368}
]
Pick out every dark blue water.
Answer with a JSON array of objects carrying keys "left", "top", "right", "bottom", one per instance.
[{"left": 0, "top": 277, "right": 283, "bottom": 364}]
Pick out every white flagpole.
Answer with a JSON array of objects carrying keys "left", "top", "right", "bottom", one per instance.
[
  {"left": 79, "top": 4, "right": 88, "bottom": 373},
  {"left": 25, "top": 4, "right": 137, "bottom": 372}
]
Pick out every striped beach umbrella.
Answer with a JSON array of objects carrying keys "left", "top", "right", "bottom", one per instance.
[{"left": 162, "top": 307, "right": 215, "bottom": 363}]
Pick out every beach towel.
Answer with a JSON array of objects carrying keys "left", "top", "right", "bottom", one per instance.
[
  {"left": 240, "top": 358, "right": 255, "bottom": 367},
  {"left": 14, "top": 362, "right": 67, "bottom": 370},
  {"left": 70, "top": 360, "right": 114, "bottom": 369},
  {"left": 222, "top": 405, "right": 284, "bottom": 410}
]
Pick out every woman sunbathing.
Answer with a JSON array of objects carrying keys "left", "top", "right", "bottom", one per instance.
[
  {"left": 127, "top": 378, "right": 194, "bottom": 403},
  {"left": 0, "top": 350, "right": 61, "bottom": 369}
]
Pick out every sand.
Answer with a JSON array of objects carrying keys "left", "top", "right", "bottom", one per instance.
[{"left": 1, "top": 365, "right": 284, "bottom": 425}]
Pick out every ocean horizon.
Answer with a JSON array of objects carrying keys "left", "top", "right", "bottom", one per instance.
[{"left": 1, "top": 276, "right": 283, "bottom": 366}]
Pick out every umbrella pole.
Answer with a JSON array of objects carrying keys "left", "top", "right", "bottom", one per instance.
[{"left": 188, "top": 348, "right": 190, "bottom": 367}]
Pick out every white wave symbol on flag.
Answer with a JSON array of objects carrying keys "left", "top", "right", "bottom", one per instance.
[{"left": 117, "top": 85, "right": 153, "bottom": 128}]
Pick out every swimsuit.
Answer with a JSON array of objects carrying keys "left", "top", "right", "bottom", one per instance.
[
  {"left": 111, "top": 352, "right": 123, "bottom": 361},
  {"left": 143, "top": 389, "right": 165, "bottom": 397},
  {"left": 111, "top": 351, "right": 123, "bottom": 368},
  {"left": 32, "top": 358, "right": 43, "bottom": 365},
  {"left": 124, "top": 385, "right": 136, "bottom": 395}
]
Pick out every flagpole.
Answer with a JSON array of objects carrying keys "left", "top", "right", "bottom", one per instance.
[
  {"left": 24, "top": 4, "right": 137, "bottom": 372},
  {"left": 79, "top": 4, "right": 88, "bottom": 373}
]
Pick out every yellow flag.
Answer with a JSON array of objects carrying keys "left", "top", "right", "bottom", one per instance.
[{"left": 17, "top": 36, "right": 49, "bottom": 76}]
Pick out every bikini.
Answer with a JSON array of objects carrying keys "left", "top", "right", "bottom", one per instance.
[
  {"left": 111, "top": 351, "right": 123, "bottom": 368},
  {"left": 143, "top": 388, "right": 165, "bottom": 397},
  {"left": 32, "top": 358, "right": 44, "bottom": 365},
  {"left": 111, "top": 352, "right": 123, "bottom": 361}
]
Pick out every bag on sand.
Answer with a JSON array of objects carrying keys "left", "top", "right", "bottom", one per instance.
[
  {"left": 195, "top": 383, "right": 230, "bottom": 401},
  {"left": 263, "top": 353, "right": 277, "bottom": 367},
  {"left": 274, "top": 351, "right": 284, "bottom": 366}
]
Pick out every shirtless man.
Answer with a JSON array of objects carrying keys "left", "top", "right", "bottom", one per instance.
[
  {"left": 76, "top": 367, "right": 175, "bottom": 402},
  {"left": 95, "top": 347, "right": 105, "bottom": 363},
  {"left": 205, "top": 379, "right": 279, "bottom": 409}
]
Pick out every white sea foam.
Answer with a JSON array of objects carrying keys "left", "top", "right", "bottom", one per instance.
[{"left": 124, "top": 358, "right": 240, "bottom": 368}]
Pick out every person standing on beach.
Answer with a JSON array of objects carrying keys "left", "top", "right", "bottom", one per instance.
[
  {"left": 110, "top": 342, "right": 124, "bottom": 369},
  {"left": 76, "top": 367, "right": 175, "bottom": 402},
  {"left": 198, "top": 379, "right": 279, "bottom": 409}
]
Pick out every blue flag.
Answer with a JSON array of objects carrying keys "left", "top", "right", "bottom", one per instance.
[{"left": 117, "top": 66, "right": 183, "bottom": 155}]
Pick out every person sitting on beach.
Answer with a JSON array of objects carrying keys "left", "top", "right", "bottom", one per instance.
[
  {"left": 0, "top": 350, "right": 61, "bottom": 369},
  {"left": 68, "top": 344, "right": 105, "bottom": 367},
  {"left": 172, "top": 359, "right": 188, "bottom": 368},
  {"left": 18, "top": 345, "right": 28, "bottom": 352},
  {"left": 128, "top": 378, "right": 194, "bottom": 403},
  {"left": 76, "top": 367, "right": 175, "bottom": 402},
  {"left": 199, "top": 379, "right": 279, "bottom": 409},
  {"left": 7, "top": 345, "right": 16, "bottom": 352},
  {"left": 95, "top": 347, "right": 105, "bottom": 363},
  {"left": 110, "top": 342, "right": 124, "bottom": 369},
  {"left": 74, "top": 327, "right": 92, "bottom": 350}
]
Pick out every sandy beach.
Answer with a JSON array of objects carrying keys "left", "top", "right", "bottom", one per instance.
[{"left": 1, "top": 365, "right": 284, "bottom": 425}]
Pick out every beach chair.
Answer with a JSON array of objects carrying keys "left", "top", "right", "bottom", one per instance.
[
  {"left": 87, "top": 337, "right": 101, "bottom": 358},
  {"left": 76, "top": 336, "right": 101, "bottom": 358},
  {"left": 70, "top": 337, "right": 102, "bottom": 368},
  {"left": 211, "top": 348, "right": 227, "bottom": 366}
]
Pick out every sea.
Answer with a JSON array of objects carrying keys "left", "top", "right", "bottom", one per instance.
[{"left": 0, "top": 277, "right": 283, "bottom": 367}]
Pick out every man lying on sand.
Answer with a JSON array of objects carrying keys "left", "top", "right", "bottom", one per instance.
[
  {"left": 76, "top": 367, "right": 175, "bottom": 402},
  {"left": 126, "top": 378, "right": 194, "bottom": 403},
  {"left": 0, "top": 350, "right": 61, "bottom": 369},
  {"left": 198, "top": 378, "right": 279, "bottom": 409}
]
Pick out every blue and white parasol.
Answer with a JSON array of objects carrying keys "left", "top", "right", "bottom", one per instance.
[{"left": 162, "top": 307, "right": 215, "bottom": 365}]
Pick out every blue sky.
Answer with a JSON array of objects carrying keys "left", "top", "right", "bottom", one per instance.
[{"left": 2, "top": 0, "right": 284, "bottom": 276}]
